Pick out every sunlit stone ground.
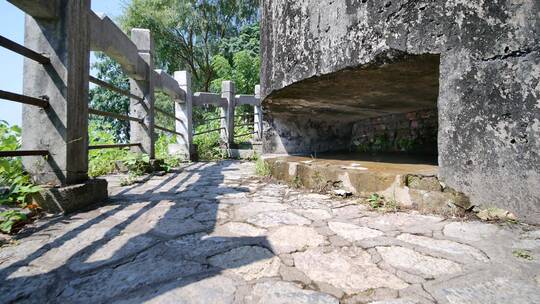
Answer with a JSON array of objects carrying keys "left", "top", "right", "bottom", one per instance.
[{"left": 1, "top": 160, "right": 539, "bottom": 303}]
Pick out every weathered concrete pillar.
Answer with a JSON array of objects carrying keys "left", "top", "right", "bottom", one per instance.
[
  {"left": 220, "top": 81, "right": 235, "bottom": 146},
  {"left": 129, "top": 29, "right": 155, "bottom": 159},
  {"left": 21, "top": 0, "right": 90, "bottom": 186},
  {"left": 254, "top": 85, "right": 263, "bottom": 141},
  {"left": 169, "top": 70, "right": 194, "bottom": 160}
]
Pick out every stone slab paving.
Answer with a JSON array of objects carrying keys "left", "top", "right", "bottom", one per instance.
[{"left": 1, "top": 160, "right": 540, "bottom": 304}]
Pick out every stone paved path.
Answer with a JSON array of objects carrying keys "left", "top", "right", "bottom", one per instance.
[{"left": 1, "top": 161, "right": 539, "bottom": 303}]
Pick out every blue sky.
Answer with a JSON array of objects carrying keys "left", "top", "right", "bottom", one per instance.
[{"left": 0, "top": 1, "right": 128, "bottom": 126}]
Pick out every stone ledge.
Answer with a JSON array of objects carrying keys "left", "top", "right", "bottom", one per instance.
[
  {"left": 263, "top": 154, "right": 472, "bottom": 216},
  {"left": 32, "top": 179, "right": 108, "bottom": 214}
]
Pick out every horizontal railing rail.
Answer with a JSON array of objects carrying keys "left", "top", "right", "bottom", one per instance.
[
  {"left": 155, "top": 125, "right": 185, "bottom": 137},
  {"left": 193, "top": 92, "right": 227, "bottom": 106},
  {"left": 155, "top": 107, "right": 181, "bottom": 122},
  {"left": 235, "top": 113, "right": 254, "bottom": 119},
  {"left": 0, "top": 90, "right": 49, "bottom": 108},
  {"left": 235, "top": 95, "right": 260, "bottom": 106},
  {"left": 199, "top": 116, "right": 226, "bottom": 124},
  {"left": 89, "top": 76, "right": 143, "bottom": 101},
  {"left": 153, "top": 70, "right": 185, "bottom": 101},
  {"left": 234, "top": 131, "right": 257, "bottom": 138},
  {"left": 0, "top": 150, "right": 49, "bottom": 157},
  {"left": 236, "top": 123, "right": 254, "bottom": 128},
  {"left": 88, "top": 143, "right": 141, "bottom": 150},
  {"left": 89, "top": 108, "right": 143, "bottom": 123},
  {"left": 194, "top": 127, "right": 224, "bottom": 136},
  {"left": 0, "top": 34, "right": 50, "bottom": 65}
]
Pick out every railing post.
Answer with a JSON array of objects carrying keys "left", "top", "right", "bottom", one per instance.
[
  {"left": 254, "top": 85, "right": 263, "bottom": 141},
  {"left": 221, "top": 81, "right": 235, "bottom": 147},
  {"left": 170, "top": 70, "right": 194, "bottom": 160},
  {"left": 21, "top": 0, "right": 90, "bottom": 186},
  {"left": 129, "top": 29, "right": 155, "bottom": 159}
]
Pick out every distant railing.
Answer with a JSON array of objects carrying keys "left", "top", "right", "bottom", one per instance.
[
  {"left": 191, "top": 84, "right": 262, "bottom": 153},
  {"left": 0, "top": 1, "right": 262, "bottom": 187}
]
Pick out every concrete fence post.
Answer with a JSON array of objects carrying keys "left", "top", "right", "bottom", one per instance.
[
  {"left": 254, "top": 85, "right": 263, "bottom": 141},
  {"left": 129, "top": 29, "right": 155, "bottom": 159},
  {"left": 221, "top": 81, "right": 235, "bottom": 147},
  {"left": 170, "top": 70, "right": 194, "bottom": 160},
  {"left": 21, "top": 0, "right": 90, "bottom": 186}
]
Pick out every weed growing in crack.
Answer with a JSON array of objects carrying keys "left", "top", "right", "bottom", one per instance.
[
  {"left": 366, "top": 193, "right": 400, "bottom": 213},
  {"left": 255, "top": 158, "right": 272, "bottom": 177},
  {"left": 513, "top": 249, "right": 534, "bottom": 261}
]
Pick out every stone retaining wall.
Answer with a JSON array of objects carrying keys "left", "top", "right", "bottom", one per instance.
[{"left": 350, "top": 109, "right": 438, "bottom": 155}]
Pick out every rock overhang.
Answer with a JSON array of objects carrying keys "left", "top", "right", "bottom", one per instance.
[{"left": 264, "top": 51, "right": 440, "bottom": 123}]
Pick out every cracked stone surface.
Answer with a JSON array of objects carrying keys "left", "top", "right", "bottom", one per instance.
[
  {"left": 293, "top": 247, "right": 408, "bottom": 294},
  {"left": 268, "top": 225, "right": 325, "bottom": 254},
  {"left": 377, "top": 246, "right": 462, "bottom": 278},
  {"left": 1, "top": 161, "right": 539, "bottom": 303},
  {"left": 208, "top": 246, "right": 281, "bottom": 281},
  {"left": 328, "top": 221, "right": 384, "bottom": 242}
]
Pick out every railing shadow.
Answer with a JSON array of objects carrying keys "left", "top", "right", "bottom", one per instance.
[{"left": 0, "top": 160, "right": 273, "bottom": 303}]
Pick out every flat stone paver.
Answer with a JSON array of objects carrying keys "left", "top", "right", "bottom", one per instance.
[{"left": 1, "top": 160, "right": 539, "bottom": 303}]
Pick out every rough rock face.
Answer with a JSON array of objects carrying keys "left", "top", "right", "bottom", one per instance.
[{"left": 261, "top": 0, "right": 540, "bottom": 224}]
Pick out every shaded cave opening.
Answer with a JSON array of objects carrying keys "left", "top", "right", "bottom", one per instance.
[{"left": 263, "top": 52, "right": 441, "bottom": 169}]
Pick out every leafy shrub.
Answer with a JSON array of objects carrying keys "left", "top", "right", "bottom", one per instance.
[
  {"left": 0, "top": 210, "right": 28, "bottom": 234},
  {"left": 366, "top": 193, "right": 399, "bottom": 212},
  {"left": 0, "top": 121, "right": 41, "bottom": 207},
  {"left": 193, "top": 110, "right": 226, "bottom": 160},
  {"left": 155, "top": 132, "right": 184, "bottom": 171},
  {"left": 88, "top": 122, "right": 130, "bottom": 177},
  {"left": 89, "top": 122, "right": 186, "bottom": 177},
  {"left": 193, "top": 108, "right": 255, "bottom": 160},
  {"left": 255, "top": 158, "right": 272, "bottom": 177},
  {"left": 122, "top": 153, "right": 151, "bottom": 176}
]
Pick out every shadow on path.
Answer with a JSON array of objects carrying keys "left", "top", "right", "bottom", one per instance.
[{"left": 0, "top": 160, "right": 273, "bottom": 303}]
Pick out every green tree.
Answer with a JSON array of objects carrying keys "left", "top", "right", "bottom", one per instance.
[
  {"left": 211, "top": 23, "right": 260, "bottom": 94},
  {"left": 121, "top": 0, "right": 259, "bottom": 91},
  {"left": 89, "top": 53, "right": 130, "bottom": 142},
  {"left": 89, "top": 53, "right": 178, "bottom": 142}
]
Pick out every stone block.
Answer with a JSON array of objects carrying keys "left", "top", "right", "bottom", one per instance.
[
  {"left": 168, "top": 143, "right": 198, "bottom": 162},
  {"left": 406, "top": 175, "right": 441, "bottom": 192},
  {"left": 228, "top": 148, "right": 257, "bottom": 159},
  {"left": 410, "top": 189, "right": 470, "bottom": 216},
  {"left": 32, "top": 179, "right": 108, "bottom": 214}
]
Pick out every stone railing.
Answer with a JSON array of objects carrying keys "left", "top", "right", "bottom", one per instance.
[{"left": 0, "top": 0, "right": 261, "bottom": 211}]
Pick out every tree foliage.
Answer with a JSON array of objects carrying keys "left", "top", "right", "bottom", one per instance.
[
  {"left": 121, "top": 0, "right": 259, "bottom": 91},
  {"left": 89, "top": 53, "right": 131, "bottom": 142},
  {"left": 211, "top": 23, "right": 260, "bottom": 94}
]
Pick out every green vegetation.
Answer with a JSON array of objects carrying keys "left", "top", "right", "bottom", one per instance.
[
  {"left": 88, "top": 122, "right": 130, "bottom": 177},
  {"left": 90, "top": 0, "right": 260, "bottom": 160},
  {"left": 255, "top": 158, "right": 272, "bottom": 177},
  {"left": 0, "top": 210, "right": 28, "bottom": 234},
  {"left": 89, "top": 53, "right": 130, "bottom": 140},
  {"left": 0, "top": 121, "right": 41, "bottom": 208},
  {"left": 88, "top": 122, "right": 184, "bottom": 177},
  {"left": 0, "top": 121, "right": 41, "bottom": 234},
  {"left": 366, "top": 193, "right": 399, "bottom": 212},
  {"left": 121, "top": 0, "right": 258, "bottom": 92},
  {"left": 211, "top": 23, "right": 260, "bottom": 94},
  {"left": 513, "top": 249, "right": 534, "bottom": 261}
]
